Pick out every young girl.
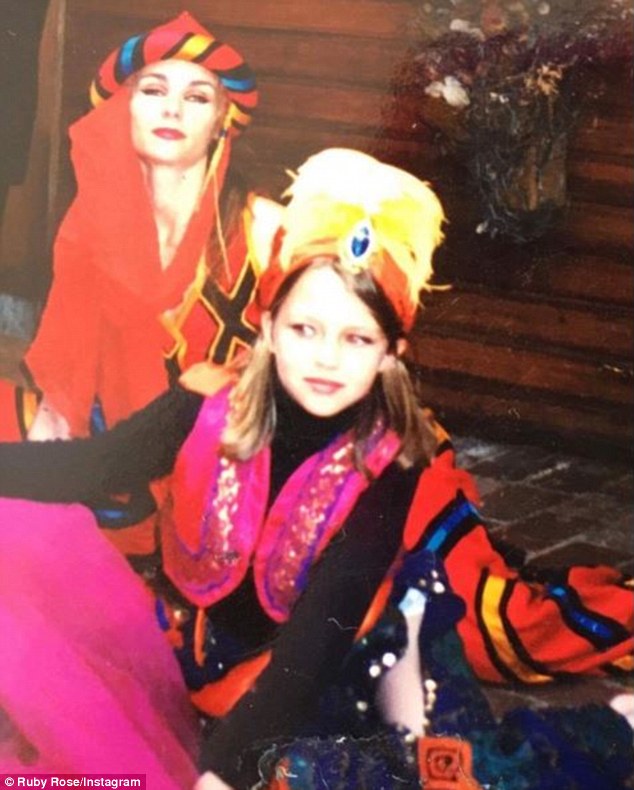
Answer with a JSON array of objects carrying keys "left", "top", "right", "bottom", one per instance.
[{"left": 0, "top": 149, "right": 631, "bottom": 789}]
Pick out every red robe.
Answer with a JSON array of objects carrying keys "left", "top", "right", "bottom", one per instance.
[{"left": 22, "top": 89, "right": 252, "bottom": 436}]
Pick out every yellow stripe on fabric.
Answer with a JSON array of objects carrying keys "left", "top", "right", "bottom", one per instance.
[
  {"left": 89, "top": 83, "right": 103, "bottom": 106},
  {"left": 228, "top": 105, "right": 251, "bottom": 127},
  {"left": 175, "top": 34, "right": 216, "bottom": 61},
  {"left": 21, "top": 389, "right": 41, "bottom": 433},
  {"left": 481, "top": 575, "right": 552, "bottom": 684},
  {"left": 160, "top": 255, "right": 208, "bottom": 369},
  {"left": 611, "top": 654, "right": 634, "bottom": 671}
]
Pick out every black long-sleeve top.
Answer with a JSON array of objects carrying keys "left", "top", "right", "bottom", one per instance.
[{"left": 0, "top": 385, "right": 421, "bottom": 788}]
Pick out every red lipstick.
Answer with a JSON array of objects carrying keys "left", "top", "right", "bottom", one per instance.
[
  {"left": 152, "top": 128, "right": 186, "bottom": 140},
  {"left": 304, "top": 378, "right": 344, "bottom": 394}
]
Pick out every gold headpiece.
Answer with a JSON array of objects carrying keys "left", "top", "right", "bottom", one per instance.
[{"left": 251, "top": 148, "right": 446, "bottom": 330}]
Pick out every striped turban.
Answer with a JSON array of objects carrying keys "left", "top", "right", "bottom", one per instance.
[{"left": 89, "top": 11, "right": 257, "bottom": 135}]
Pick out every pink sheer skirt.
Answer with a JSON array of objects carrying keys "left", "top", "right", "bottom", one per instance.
[{"left": 0, "top": 499, "right": 198, "bottom": 788}]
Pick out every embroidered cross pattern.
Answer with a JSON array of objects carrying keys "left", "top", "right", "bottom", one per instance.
[
  {"left": 162, "top": 258, "right": 257, "bottom": 383},
  {"left": 201, "top": 260, "right": 257, "bottom": 364}
]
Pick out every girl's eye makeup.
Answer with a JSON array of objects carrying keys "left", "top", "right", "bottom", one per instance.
[
  {"left": 346, "top": 332, "right": 377, "bottom": 346},
  {"left": 289, "top": 323, "right": 316, "bottom": 338},
  {"left": 285, "top": 321, "right": 380, "bottom": 345}
]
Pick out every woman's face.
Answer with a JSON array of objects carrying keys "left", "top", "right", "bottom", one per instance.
[
  {"left": 262, "top": 265, "right": 394, "bottom": 417},
  {"left": 129, "top": 59, "right": 227, "bottom": 168}
]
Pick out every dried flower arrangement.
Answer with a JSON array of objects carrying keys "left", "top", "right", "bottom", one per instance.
[{"left": 399, "top": 0, "right": 633, "bottom": 241}]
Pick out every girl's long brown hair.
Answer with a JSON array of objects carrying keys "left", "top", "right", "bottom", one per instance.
[{"left": 221, "top": 257, "right": 438, "bottom": 470}]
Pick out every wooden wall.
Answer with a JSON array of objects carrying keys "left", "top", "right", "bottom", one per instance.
[
  {"left": 411, "top": 65, "right": 633, "bottom": 456},
  {"left": 0, "top": 0, "right": 65, "bottom": 291},
  {"left": 45, "top": 1, "right": 634, "bottom": 454}
]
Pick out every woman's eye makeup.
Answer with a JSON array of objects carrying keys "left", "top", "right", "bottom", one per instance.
[
  {"left": 185, "top": 92, "right": 212, "bottom": 104},
  {"left": 139, "top": 84, "right": 165, "bottom": 96},
  {"left": 136, "top": 80, "right": 215, "bottom": 104}
]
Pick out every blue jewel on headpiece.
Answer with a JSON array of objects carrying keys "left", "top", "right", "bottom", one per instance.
[{"left": 348, "top": 221, "right": 373, "bottom": 262}]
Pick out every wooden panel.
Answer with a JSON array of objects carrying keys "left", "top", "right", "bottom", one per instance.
[
  {"left": 559, "top": 202, "right": 633, "bottom": 252},
  {"left": 534, "top": 255, "right": 633, "bottom": 306},
  {"left": 433, "top": 180, "right": 633, "bottom": 256},
  {"left": 437, "top": 248, "right": 633, "bottom": 307},
  {"left": 243, "top": 123, "right": 437, "bottom": 165},
  {"left": 416, "top": 376, "right": 632, "bottom": 453},
  {"left": 218, "top": 77, "right": 385, "bottom": 129},
  {"left": 568, "top": 158, "right": 633, "bottom": 189},
  {"left": 574, "top": 118, "right": 634, "bottom": 159},
  {"left": 418, "top": 289, "right": 632, "bottom": 358},
  {"left": 64, "top": 17, "right": 404, "bottom": 91},
  {"left": 408, "top": 334, "right": 632, "bottom": 406},
  {"left": 568, "top": 157, "right": 634, "bottom": 208},
  {"left": 0, "top": 0, "right": 65, "bottom": 285},
  {"left": 67, "top": 0, "right": 420, "bottom": 39}
]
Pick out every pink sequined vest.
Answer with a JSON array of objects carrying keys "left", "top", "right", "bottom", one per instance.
[{"left": 160, "top": 386, "right": 401, "bottom": 622}]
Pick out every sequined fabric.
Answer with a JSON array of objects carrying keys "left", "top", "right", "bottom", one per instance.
[
  {"left": 255, "top": 423, "right": 401, "bottom": 621},
  {"left": 161, "top": 388, "right": 401, "bottom": 620}
]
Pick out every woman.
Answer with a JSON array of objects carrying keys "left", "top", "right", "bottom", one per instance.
[
  {"left": 0, "top": 149, "right": 632, "bottom": 789},
  {"left": 1, "top": 11, "right": 259, "bottom": 443}
]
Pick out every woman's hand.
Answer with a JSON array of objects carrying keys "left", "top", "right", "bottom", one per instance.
[
  {"left": 193, "top": 771, "right": 235, "bottom": 790},
  {"left": 27, "top": 396, "right": 71, "bottom": 441}
]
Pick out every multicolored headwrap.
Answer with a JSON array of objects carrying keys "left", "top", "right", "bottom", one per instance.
[
  {"left": 251, "top": 149, "right": 446, "bottom": 331},
  {"left": 89, "top": 11, "right": 257, "bottom": 136}
]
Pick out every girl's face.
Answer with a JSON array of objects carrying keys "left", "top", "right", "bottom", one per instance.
[
  {"left": 262, "top": 266, "right": 395, "bottom": 418},
  {"left": 129, "top": 59, "right": 227, "bottom": 168}
]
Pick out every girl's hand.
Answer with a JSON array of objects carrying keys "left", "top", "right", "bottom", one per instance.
[{"left": 194, "top": 771, "right": 235, "bottom": 790}]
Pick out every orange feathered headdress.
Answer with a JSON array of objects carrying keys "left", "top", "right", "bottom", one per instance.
[{"left": 248, "top": 148, "right": 447, "bottom": 331}]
